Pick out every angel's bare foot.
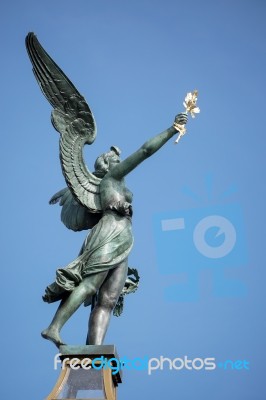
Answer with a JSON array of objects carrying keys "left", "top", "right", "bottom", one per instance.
[{"left": 41, "top": 327, "right": 66, "bottom": 348}]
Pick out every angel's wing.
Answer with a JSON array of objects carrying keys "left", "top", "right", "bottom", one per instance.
[
  {"left": 49, "top": 188, "right": 102, "bottom": 231},
  {"left": 25, "top": 32, "right": 102, "bottom": 213}
]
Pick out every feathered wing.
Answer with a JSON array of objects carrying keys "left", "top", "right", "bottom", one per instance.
[
  {"left": 25, "top": 32, "right": 102, "bottom": 217},
  {"left": 49, "top": 188, "right": 102, "bottom": 231}
]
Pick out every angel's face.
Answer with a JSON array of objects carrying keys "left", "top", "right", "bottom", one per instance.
[{"left": 108, "top": 154, "right": 120, "bottom": 169}]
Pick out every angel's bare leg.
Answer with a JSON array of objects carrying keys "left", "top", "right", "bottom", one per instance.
[
  {"left": 86, "top": 260, "right": 128, "bottom": 345},
  {"left": 41, "top": 270, "right": 109, "bottom": 347}
]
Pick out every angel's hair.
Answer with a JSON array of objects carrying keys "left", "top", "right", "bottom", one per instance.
[{"left": 93, "top": 146, "right": 121, "bottom": 178}]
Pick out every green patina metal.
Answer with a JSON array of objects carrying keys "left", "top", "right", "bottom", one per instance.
[{"left": 25, "top": 32, "right": 188, "bottom": 347}]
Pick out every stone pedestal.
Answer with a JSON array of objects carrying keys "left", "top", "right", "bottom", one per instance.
[{"left": 46, "top": 345, "right": 122, "bottom": 400}]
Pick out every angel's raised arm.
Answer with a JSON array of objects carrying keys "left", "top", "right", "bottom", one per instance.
[{"left": 110, "top": 113, "right": 188, "bottom": 180}]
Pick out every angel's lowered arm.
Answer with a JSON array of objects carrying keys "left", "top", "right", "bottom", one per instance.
[{"left": 110, "top": 113, "right": 188, "bottom": 180}]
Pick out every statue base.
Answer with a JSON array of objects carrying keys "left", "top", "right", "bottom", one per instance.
[{"left": 46, "top": 345, "right": 122, "bottom": 400}]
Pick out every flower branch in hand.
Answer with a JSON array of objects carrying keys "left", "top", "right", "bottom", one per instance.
[{"left": 173, "top": 90, "right": 200, "bottom": 144}]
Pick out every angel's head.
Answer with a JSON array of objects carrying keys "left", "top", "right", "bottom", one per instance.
[{"left": 93, "top": 146, "right": 121, "bottom": 178}]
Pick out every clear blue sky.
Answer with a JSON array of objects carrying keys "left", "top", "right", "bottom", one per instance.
[{"left": 1, "top": 0, "right": 265, "bottom": 399}]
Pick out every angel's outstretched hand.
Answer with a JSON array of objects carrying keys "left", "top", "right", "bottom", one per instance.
[
  {"left": 174, "top": 112, "right": 188, "bottom": 126},
  {"left": 172, "top": 112, "right": 189, "bottom": 143}
]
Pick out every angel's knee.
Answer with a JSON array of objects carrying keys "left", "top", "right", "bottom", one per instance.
[{"left": 97, "top": 290, "right": 118, "bottom": 311}]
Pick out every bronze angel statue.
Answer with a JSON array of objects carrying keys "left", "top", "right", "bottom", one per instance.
[{"left": 25, "top": 32, "right": 188, "bottom": 348}]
